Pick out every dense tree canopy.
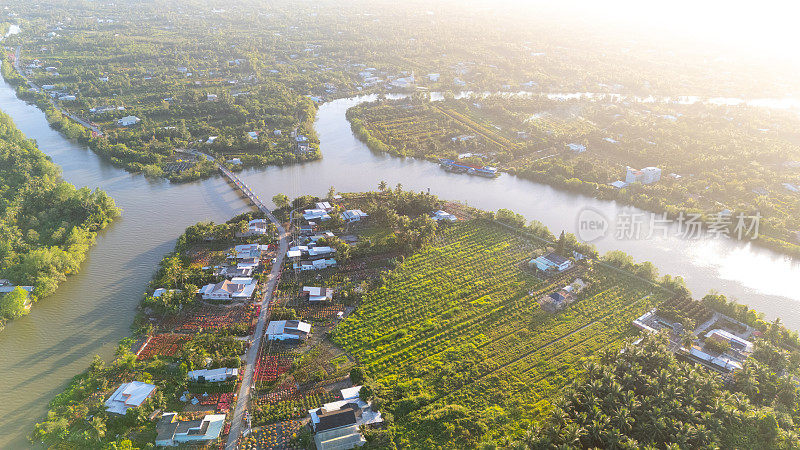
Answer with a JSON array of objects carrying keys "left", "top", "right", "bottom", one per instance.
[
  {"left": 515, "top": 334, "right": 800, "bottom": 449},
  {"left": 0, "top": 109, "right": 119, "bottom": 325}
]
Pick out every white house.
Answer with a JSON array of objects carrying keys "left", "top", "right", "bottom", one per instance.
[
  {"left": 308, "top": 246, "right": 336, "bottom": 258},
  {"left": 152, "top": 288, "right": 181, "bottom": 298},
  {"left": 530, "top": 252, "right": 573, "bottom": 273},
  {"left": 266, "top": 320, "right": 311, "bottom": 341},
  {"left": 199, "top": 278, "right": 257, "bottom": 301},
  {"left": 303, "top": 286, "right": 334, "bottom": 302},
  {"left": 219, "top": 265, "right": 253, "bottom": 278},
  {"left": 105, "top": 381, "right": 157, "bottom": 414},
  {"left": 237, "top": 218, "right": 268, "bottom": 237},
  {"left": 609, "top": 180, "right": 628, "bottom": 189},
  {"left": 303, "top": 209, "right": 331, "bottom": 221},
  {"left": 155, "top": 413, "right": 226, "bottom": 446},
  {"left": 567, "top": 143, "right": 586, "bottom": 153},
  {"left": 117, "top": 115, "right": 141, "bottom": 127},
  {"left": 187, "top": 368, "right": 238, "bottom": 383},
  {"left": 341, "top": 209, "right": 368, "bottom": 223},
  {"left": 287, "top": 245, "right": 307, "bottom": 259},
  {"left": 293, "top": 258, "right": 337, "bottom": 271},
  {"left": 432, "top": 210, "right": 457, "bottom": 222},
  {"left": 236, "top": 257, "right": 261, "bottom": 269},
  {"left": 316, "top": 201, "right": 333, "bottom": 211},
  {"left": 58, "top": 94, "right": 76, "bottom": 101},
  {"left": 233, "top": 243, "right": 264, "bottom": 259}
]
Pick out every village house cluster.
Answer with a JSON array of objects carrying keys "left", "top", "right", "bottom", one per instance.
[{"left": 633, "top": 302, "right": 757, "bottom": 374}]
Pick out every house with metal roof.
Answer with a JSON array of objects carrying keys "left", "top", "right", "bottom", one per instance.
[
  {"left": 432, "top": 210, "right": 457, "bottom": 222},
  {"left": 0, "top": 279, "right": 33, "bottom": 297},
  {"left": 303, "top": 286, "right": 334, "bottom": 302},
  {"left": 705, "top": 329, "right": 754, "bottom": 353},
  {"left": 105, "top": 381, "right": 157, "bottom": 414},
  {"left": 187, "top": 367, "right": 238, "bottom": 383},
  {"left": 341, "top": 209, "right": 368, "bottom": 223},
  {"left": 237, "top": 218, "right": 268, "bottom": 237},
  {"left": 155, "top": 412, "right": 225, "bottom": 446},
  {"left": 308, "top": 386, "right": 383, "bottom": 450},
  {"left": 303, "top": 209, "right": 331, "bottom": 221},
  {"left": 199, "top": 278, "right": 257, "bottom": 301},
  {"left": 530, "top": 252, "right": 573, "bottom": 273},
  {"left": 266, "top": 320, "right": 312, "bottom": 341}
]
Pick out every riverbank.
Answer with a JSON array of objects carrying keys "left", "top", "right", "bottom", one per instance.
[
  {"left": 0, "top": 65, "right": 254, "bottom": 448},
  {"left": 345, "top": 95, "right": 800, "bottom": 259},
  {"left": 0, "top": 57, "right": 120, "bottom": 331},
  {"left": 31, "top": 214, "right": 280, "bottom": 448}
]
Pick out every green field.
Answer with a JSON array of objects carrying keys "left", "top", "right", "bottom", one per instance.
[{"left": 332, "top": 220, "right": 670, "bottom": 447}]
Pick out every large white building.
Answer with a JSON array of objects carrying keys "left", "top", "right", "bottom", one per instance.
[
  {"left": 625, "top": 166, "right": 662, "bottom": 185},
  {"left": 705, "top": 329, "right": 754, "bottom": 353},
  {"left": 266, "top": 320, "right": 312, "bottom": 341}
]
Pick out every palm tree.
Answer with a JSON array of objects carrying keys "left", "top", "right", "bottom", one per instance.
[
  {"left": 88, "top": 416, "right": 106, "bottom": 441},
  {"left": 378, "top": 180, "right": 387, "bottom": 192},
  {"left": 559, "top": 423, "right": 587, "bottom": 446}
]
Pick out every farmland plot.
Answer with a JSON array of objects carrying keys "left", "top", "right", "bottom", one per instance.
[{"left": 332, "top": 220, "right": 670, "bottom": 447}]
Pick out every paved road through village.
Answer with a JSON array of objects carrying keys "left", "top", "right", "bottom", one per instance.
[{"left": 218, "top": 165, "right": 290, "bottom": 449}]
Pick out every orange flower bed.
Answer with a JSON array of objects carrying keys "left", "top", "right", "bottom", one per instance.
[{"left": 136, "top": 334, "right": 190, "bottom": 360}]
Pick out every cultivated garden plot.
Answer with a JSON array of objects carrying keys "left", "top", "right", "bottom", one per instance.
[
  {"left": 240, "top": 420, "right": 304, "bottom": 450},
  {"left": 332, "top": 219, "right": 672, "bottom": 443}
]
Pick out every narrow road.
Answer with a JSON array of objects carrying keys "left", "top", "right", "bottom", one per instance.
[{"left": 220, "top": 163, "right": 289, "bottom": 450}]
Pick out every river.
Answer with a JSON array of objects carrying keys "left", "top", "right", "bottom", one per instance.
[{"left": 2, "top": 43, "right": 800, "bottom": 450}]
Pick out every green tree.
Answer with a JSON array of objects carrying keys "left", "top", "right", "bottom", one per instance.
[
  {"left": 350, "top": 366, "right": 366, "bottom": 385},
  {"left": 88, "top": 416, "right": 106, "bottom": 441},
  {"left": 272, "top": 193, "right": 290, "bottom": 209},
  {"left": 0, "top": 287, "right": 29, "bottom": 319}
]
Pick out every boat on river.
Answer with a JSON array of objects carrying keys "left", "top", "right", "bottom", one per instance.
[{"left": 439, "top": 159, "right": 499, "bottom": 178}]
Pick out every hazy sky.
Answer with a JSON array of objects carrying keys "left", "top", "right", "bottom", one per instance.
[{"left": 496, "top": 0, "right": 800, "bottom": 65}]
